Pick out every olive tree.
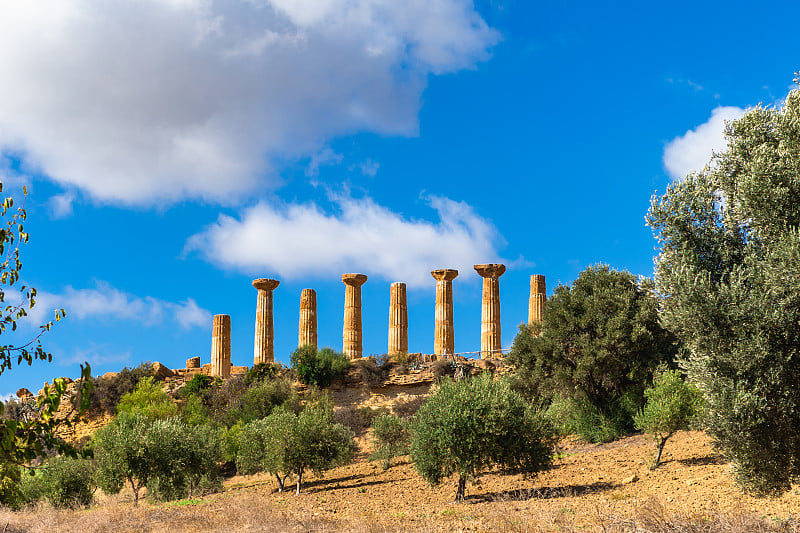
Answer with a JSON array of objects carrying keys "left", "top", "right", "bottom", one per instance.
[
  {"left": 647, "top": 81, "right": 800, "bottom": 495},
  {"left": 411, "top": 374, "right": 556, "bottom": 501},
  {"left": 507, "top": 265, "right": 678, "bottom": 442}
]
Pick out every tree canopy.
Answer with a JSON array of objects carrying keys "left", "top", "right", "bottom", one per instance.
[{"left": 647, "top": 83, "right": 800, "bottom": 495}]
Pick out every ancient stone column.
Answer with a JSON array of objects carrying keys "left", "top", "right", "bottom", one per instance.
[
  {"left": 298, "top": 288, "right": 318, "bottom": 349},
  {"left": 431, "top": 269, "right": 458, "bottom": 357},
  {"left": 342, "top": 273, "right": 368, "bottom": 359},
  {"left": 388, "top": 282, "right": 408, "bottom": 356},
  {"left": 252, "top": 278, "right": 280, "bottom": 365},
  {"left": 474, "top": 264, "right": 506, "bottom": 358},
  {"left": 211, "top": 314, "right": 231, "bottom": 378},
  {"left": 528, "top": 274, "right": 546, "bottom": 325}
]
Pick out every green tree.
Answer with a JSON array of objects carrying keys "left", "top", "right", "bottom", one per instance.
[
  {"left": 116, "top": 376, "right": 177, "bottom": 420},
  {"left": 0, "top": 183, "right": 91, "bottom": 506},
  {"left": 236, "top": 400, "right": 356, "bottom": 494},
  {"left": 39, "top": 455, "right": 96, "bottom": 509},
  {"left": 93, "top": 412, "right": 223, "bottom": 505},
  {"left": 507, "top": 265, "right": 678, "bottom": 442},
  {"left": 410, "top": 374, "right": 556, "bottom": 501},
  {"left": 634, "top": 368, "right": 702, "bottom": 469},
  {"left": 370, "top": 413, "right": 410, "bottom": 470},
  {"left": 646, "top": 81, "right": 800, "bottom": 495},
  {"left": 291, "top": 345, "right": 350, "bottom": 387}
]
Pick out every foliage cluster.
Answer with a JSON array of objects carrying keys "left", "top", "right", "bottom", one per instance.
[
  {"left": 370, "top": 413, "right": 410, "bottom": 470},
  {"left": 89, "top": 362, "right": 154, "bottom": 414},
  {"left": 646, "top": 84, "right": 800, "bottom": 495},
  {"left": 290, "top": 345, "right": 350, "bottom": 387},
  {"left": 411, "top": 373, "right": 556, "bottom": 500},
  {"left": 115, "top": 377, "right": 177, "bottom": 420},
  {"left": 507, "top": 265, "right": 678, "bottom": 442}
]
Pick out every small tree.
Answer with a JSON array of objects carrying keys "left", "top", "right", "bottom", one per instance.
[
  {"left": 634, "top": 368, "right": 702, "bottom": 469},
  {"left": 291, "top": 345, "right": 350, "bottom": 387},
  {"left": 411, "top": 374, "right": 556, "bottom": 501},
  {"left": 116, "top": 376, "right": 177, "bottom": 420},
  {"left": 39, "top": 456, "right": 96, "bottom": 509},
  {"left": 236, "top": 400, "right": 356, "bottom": 494},
  {"left": 370, "top": 413, "right": 410, "bottom": 470}
]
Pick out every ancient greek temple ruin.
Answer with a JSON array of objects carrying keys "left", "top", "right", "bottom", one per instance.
[{"left": 208, "top": 264, "right": 549, "bottom": 376}]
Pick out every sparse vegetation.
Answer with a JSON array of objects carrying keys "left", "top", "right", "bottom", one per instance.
[
  {"left": 370, "top": 413, "right": 410, "bottom": 470},
  {"left": 89, "top": 362, "right": 154, "bottom": 414},
  {"left": 411, "top": 373, "right": 557, "bottom": 501}
]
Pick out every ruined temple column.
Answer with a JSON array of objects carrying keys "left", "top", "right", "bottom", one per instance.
[
  {"left": 388, "top": 282, "right": 408, "bottom": 356},
  {"left": 252, "top": 278, "right": 280, "bottom": 365},
  {"left": 342, "top": 274, "right": 368, "bottom": 359},
  {"left": 298, "top": 289, "right": 318, "bottom": 349},
  {"left": 528, "top": 274, "right": 546, "bottom": 325},
  {"left": 474, "top": 264, "right": 506, "bottom": 358},
  {"left": 431, "top": 269, "right": 458, "bottom": 357},
  {"left": 211, "top": 314, "right": 231, "bottom": 378}
]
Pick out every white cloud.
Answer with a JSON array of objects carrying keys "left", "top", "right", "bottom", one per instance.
[
  {"left": 663, "top": 106, "right": 746, "bottom": 180},
  {"left": 48, "top": 191, "right": 76, "bottom": 219},
  {"left": 30, "top": 281, "right": 211, "bottom": 329},
  {"left": 186, "top": 194, "right": 504, "bottom": 287},
  {"left": 305, "top": 147, "right": 343, "bottom": 177},
  {"left": 0, "top": 1, "right": 498, "bottom": 205},
  {"left": 351, "top": 159, "right": 380, "bottom": 177}
]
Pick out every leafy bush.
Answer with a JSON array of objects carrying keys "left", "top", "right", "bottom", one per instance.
[
  {"left": 411, "top": 374, "right": 557, "bottom": 501},
  {"left": 353, "top": 357, "right": 383, "bottom": 387},
  {"left": 116, "top": 377, "right": 178, "bottom": 420},
  {"left": 236, "top": 399, "right": 356, "bottom": 494},
  {"left": 90, "top": 362, "right": 154, "bottom": 413},
  {"left": 179, "top": 374, "right": 213, "bottom": 399},
  {"left": 430, "top": 359, "right": 452, "bottom": 379},
  {"left": 370, "top": 414, "right": 410, "bottom": 470},
  {"left": 245, "top": 362, "right": 280, "bottom": 386},
  {"left": 545, "top": 392, "right": 639, "bottom": 443},
  {"left": 180, "top": 394, "right": 212, "bottom": 426},
  {"left": 634, "top": 368, "right": 703, "bottom": 469},
  {"left": 39, "top": 456, "right": 96, "bottom": 509},
  {"left": 0, "top": 462, "right": 24, "bottom": 509},
  {"left": 93, "top": 412, "right": 223, "bottom": 505},
  {"left": 507, "top": 266, "right": 678, "bottom": 442},
  {"left": 218, "top": 377, "right": 300, "bottom": 427},
  {"left": 291, "top": 346, "right": 350, "bottom": 387}
]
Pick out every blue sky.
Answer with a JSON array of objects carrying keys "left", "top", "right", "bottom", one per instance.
[{"left": 1, "top": 0, "right": 798, "bottom": 396}]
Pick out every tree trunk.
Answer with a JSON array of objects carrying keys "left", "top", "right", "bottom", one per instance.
[
  {"left": 651, "top": 434, "right": 670, "bottom": 470},
  {"left": 455, "top": 475, "right": 466, "bottom": 501},
  {"left": 296, "top": 470, "right": 303, "bottom": 495},
  {"left": 130, "top": 480, "right": 140, "bottom": 506},
  {"left": 275, "top": 473, "right": 284, "bottom": 492}
]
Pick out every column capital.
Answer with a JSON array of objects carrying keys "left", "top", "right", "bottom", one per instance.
[
  {"left": 252, "top": 278, "right": 280, "bottom": 291},
  {"left": 474, "top": 263, "right": 506, "bottom": 279},
  {"left": 431, "top": 268, "right": 459, "bottom": 281},
  {"left": 342, "top": 273, "right": 368, "bottom": 287}
]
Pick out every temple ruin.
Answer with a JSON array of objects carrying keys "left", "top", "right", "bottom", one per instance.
[
  {"left": 474, "top": 263, "right": 506, "bottom": 358},
  {"left": 388, "top": 282, "right": 408, "bottom": 355},
  {"left": 298, "top": 288, "right": 318, "bottom": 349},
  {"left": 211, "top": 314, "right": 231, "bottom": 378},
  {"left": 528, "top": 274, "right": 546, "bottom": 325},
  {"left": 431, "top": 269, "right": 458, "bottom": 357},
  {"left": 252, "top": 278, "right": 279, "bottom": 365},
  {"left": 342, "top": 273, "right": 368, "bottom": 359}
]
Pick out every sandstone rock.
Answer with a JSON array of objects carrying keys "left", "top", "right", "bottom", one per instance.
[
  {"left": 231, "top": 365, "right": 248, "bottom": 375},
  {"left": 475, "top": 359, "right": 496, "bottom": 371},
  {"left": 152, "top": 362, "right": 176, "bottom": 380},
  {"left": 186, "top": 356, "right": 201, "bottom": 369},
  {"left": 101, "top": 371, "right": 119, "bottom": 380},
  {"left": 622, "top": 474, "right": 638, "bottom": 484},
  {"left": 16, "top": 388, "right": 33, "bottom": 399}
]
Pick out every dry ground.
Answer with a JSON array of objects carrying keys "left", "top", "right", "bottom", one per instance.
[{"left": 3, "top": 430, "right": 800, "bottom": 532}]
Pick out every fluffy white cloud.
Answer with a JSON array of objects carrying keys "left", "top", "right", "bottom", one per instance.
[
  {"left": 31, "top": 281, "right": 211, "bottom": 329},
  {"left": 663, "top": 106, "right": 746, "bottom": 180},
  {"left": 186, "top": 194, "right": 504, "bottom": 287},
  {"left": 48, "top": 191, "right": 76, "bottom": 219},
  {"left": 0, "top": 1, "right": 498, "bottom": 205}
]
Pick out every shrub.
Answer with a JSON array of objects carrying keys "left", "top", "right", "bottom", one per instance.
[
  {"left": 545, "top": 393, "right": 636, "bottom": 443},
  {"left": 116, "top": 377, "right": 178, "bottom": 420},
  {"left": 0, "top": 462, "right": 24, "bottom": 509},
  {"left": 430, "top": 359, "right": 452, "bottom": 379},
  {"left": 93, "top": 412, "right": 223, "bottom": 505},
  {"left": 180, "top": 374, "right": 213, "bottom": 399},
  {"left": 245, "top": 362, "right": 280, "bottom": 386},
  {"left": 90, "top": 362, "right": 154, "bottom": 414},
  {"left": 236, "top": 400, "right": 356, "bottom": 494},
  {"left": 392, "top": 395, "right": 426, "bottom": 419},
  {"left": 370, "top": 414, "right": 410, "bottom": 470},
  {"left": 634, "top": 368, "right": 703, "bottom": 469},
  {"left": 353, "top": 357, "right": 383, "bottom": 387},
  {"left": 507, "top": 266, "right": 678, "bottom": 442},
  {"left": 180, "top": 394, "right": 212, "bottom": 426},
  {"left": 218, "top": 378, "right": 300, "bottom": 427},
  {"left": 291, "top": 346, "right": 350, "bottom": 387},
  {"left": 39, "top": 456, "right": 96, "bottom": 509},
  {"left": 411, "top": 374, "right": 556, "bottom": 501},
  {"left": 335, "top": 405, "right": 386, "bottom": 435}
]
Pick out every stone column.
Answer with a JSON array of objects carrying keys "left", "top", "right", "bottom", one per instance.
[
  {"left": 342, "top": 273, "right": 368, "bottom": 359},
  {"left": 431, "top": 269, "right": 458, "bottom": 357},
  {"left": 474, "top": 264, "right": 506, "bottom": 358},
  {"left": 252, "top": 278, "right": 279, "bottom": 365},
  {"left": 528, "top": 274, "right": 546, "bottom": 325},
  {"left": 211, "top": 314, "right": 231, "bottom": 378},
  {"left": 298, "top": 288, "right": 318, "bottom": 349},
  {"left": 388, "top": 282, "right": 408, "bottom": 356}
]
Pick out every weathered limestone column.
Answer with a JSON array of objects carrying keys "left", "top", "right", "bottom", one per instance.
[
  {"left": 528, "top": 274, "right": 546, "bottom": 325},
  {"left": 431, "top": 269, "right": 458, "bottom": 356},
  {"left": 342, "top": 273, "right": 368, "bottom": 359},
  {"left": 388, "top": 282, "right": 408, "bottom": 356},
  {"left": 211, "top": 314, "right": 231, "bottom": 378},
  {"left": 474, "top": 264, "right": 506, "bottom": 358},
  {"left": 252, "top": 278, "right": 279, "bottom": 365},
  {"left": 298, "top": 288, "right": 318, "bottom": 349}
]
